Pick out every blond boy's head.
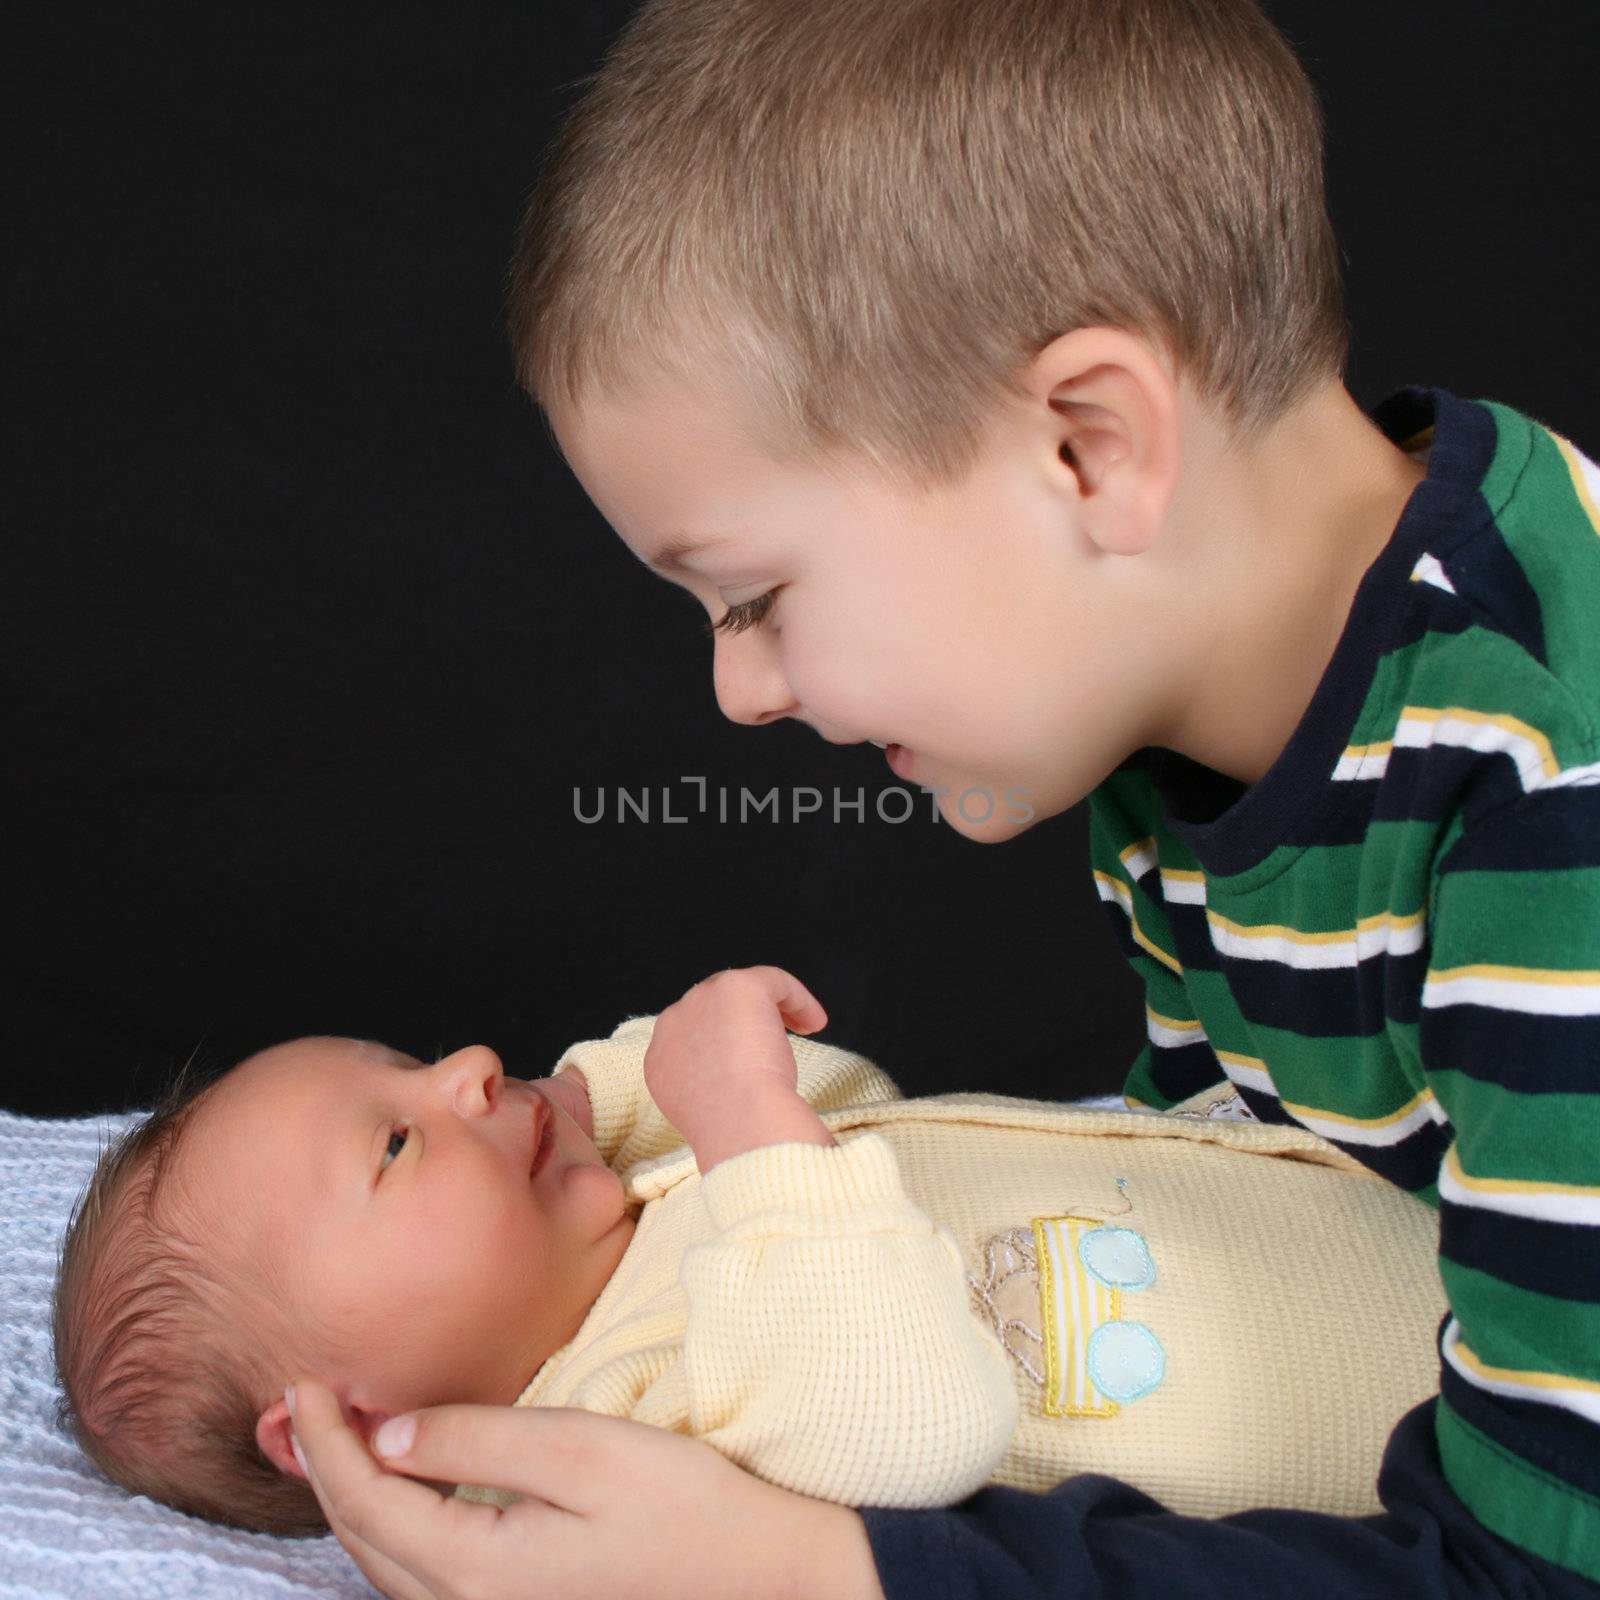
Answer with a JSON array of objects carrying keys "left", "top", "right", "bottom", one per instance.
[{"left": 511, "top": 0, "right": 1345, "bottom": 487}]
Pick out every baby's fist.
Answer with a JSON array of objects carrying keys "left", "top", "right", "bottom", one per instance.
[{"left": 643, "top": 966, "right": 832, "bottom": 1171}]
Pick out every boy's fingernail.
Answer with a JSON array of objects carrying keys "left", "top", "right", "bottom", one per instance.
[
  {"left": 284, "top": 1383, "right": 297, "bottom": 1421},
  {"left": 373, "top": 1414, "right": 417, "bottom": 1458}
]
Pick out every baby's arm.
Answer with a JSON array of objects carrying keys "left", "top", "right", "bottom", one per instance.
[
  {"left": 549, "top": 968, "right": 902, "bottom": 1174},
  {"left": 677, "top": 1132, "right": 1019, "bottom": 1508}
]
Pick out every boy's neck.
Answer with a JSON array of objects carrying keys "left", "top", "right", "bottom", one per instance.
[{"left": 1155, "top": 381, "right": 1426, "bottom": 788}]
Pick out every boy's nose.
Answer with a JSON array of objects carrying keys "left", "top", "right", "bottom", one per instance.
[
  {"left": 712, "top": 631, "right": 797, "bottom": 726},
  {"left": 434, "top": 1044, "right": 504, "bottom": 1117}
]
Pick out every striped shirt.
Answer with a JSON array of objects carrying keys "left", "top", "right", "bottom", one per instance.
[{"left": 1088, "top": 388, "right": 1600, "bottom": 1583}]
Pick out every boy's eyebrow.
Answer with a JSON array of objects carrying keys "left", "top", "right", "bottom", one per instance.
[{"left": 649, "top": 532, "right": 741, "bottom": 573}]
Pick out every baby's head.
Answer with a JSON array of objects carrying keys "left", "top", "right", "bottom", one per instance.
[{"left": 53, "top": 1037, "right": 632, "bottom": 1535}]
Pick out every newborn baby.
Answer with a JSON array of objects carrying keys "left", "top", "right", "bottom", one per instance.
[{"left": 54, "top": 967, "right": 1446, "bottom": 1537}]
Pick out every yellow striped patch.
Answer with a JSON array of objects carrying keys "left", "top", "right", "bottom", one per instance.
[{"left": 1033, "top": 1216, "right": 1122, "bottom": 1418}]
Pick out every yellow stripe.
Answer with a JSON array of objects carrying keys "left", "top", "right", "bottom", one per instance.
[
  {"left": 1162, "top": 868, "right": 1205, "bottom": 886},
  {"left": 1208, "top": 910, "right": 1351, "bottom": 947},
  {"left": 1214, "top": 1048, "right": 1268, "bottom": 1073},
  {"left": 1280, "top": 1085, "right": 1438, "bottom": 1132},
  {"left": 1555, "top": 433, "right": 1600, "bottom": 537},
  {"left": 1119, "top": 837, "right": 1158, "bottom": 869},
  {"left": 1431, "top": 963, "right": 1600, "bottom": 988},
  {"left": 1450, "top": 1337, "right": 1600, "bottom": 1400},
  {"left": 1340, "top": 738, "right": 1394, "bottom": 763},
  {"left": 1147, "top": 1006, "right": 1201, "bottom": 1033},
  {"left": 1445, "top": 1144, "right": 1600, "bottom": 1202}
]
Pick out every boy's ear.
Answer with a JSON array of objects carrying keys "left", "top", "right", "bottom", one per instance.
[{"left": 1032, "top": 328, "right": 1181, "bottom": 557}]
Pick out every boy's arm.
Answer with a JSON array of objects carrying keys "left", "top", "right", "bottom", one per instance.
[
  {"left": 1417, "top": 784, "right": 1600, "bottom": 1576},
  {"left": 859, "top": 1398, "right": 1589, "bottom": 1600},
  {"left": 677, "top": 1132, "right": 1019, "bottom": 1508}
]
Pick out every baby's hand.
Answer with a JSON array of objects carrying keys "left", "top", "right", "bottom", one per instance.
[
  {"left": 535, "top": 1064, "right": 594, "bottom": 1141},
  {"left": 644, "top": 966, "right": 833, "bottom": 1172}
]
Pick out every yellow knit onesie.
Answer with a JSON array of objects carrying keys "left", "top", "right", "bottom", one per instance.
[{"left": 455, "top": 1018, "right": 1445, "bottom": 1516}]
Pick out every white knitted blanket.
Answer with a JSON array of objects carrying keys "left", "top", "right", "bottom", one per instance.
[{"left": 0, "top": 1108, "right": 373, "bottom": 1600}]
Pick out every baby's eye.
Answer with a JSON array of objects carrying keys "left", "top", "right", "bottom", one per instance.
[
  {"left": 705, "top": 589, "right": 778, "bottom": 637},
  {"left": 380, "top": 1128, "right": 409, "bottom": 1171}
]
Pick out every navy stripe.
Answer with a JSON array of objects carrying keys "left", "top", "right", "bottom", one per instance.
[
  {"left": 1440, "top": 1361, "right": 1600, "bottom": 1503},
  {"left": 1442, "top": 1203, "right": 1600, "bottom": 1304},
  {"left": 1421, "top": 1007, "right": 1600, "bottom": 1095},
  {"left": 1438, "top": 788, "right": 1600, "bottom": 873},
  {"left": 1143, "top": 1042, "right": 1231, "bottom": 1106}
]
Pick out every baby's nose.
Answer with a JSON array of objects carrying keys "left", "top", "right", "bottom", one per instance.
[{"left": 435, "top": 1044, "right": 505, "bottom": 1114}]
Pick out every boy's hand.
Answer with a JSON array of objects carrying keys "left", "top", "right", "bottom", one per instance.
[{"left": 643, "top": 966, "right": 833, "bottom": 1171}]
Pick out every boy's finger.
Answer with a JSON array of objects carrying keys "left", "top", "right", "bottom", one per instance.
[
  {"left": 288, "top": 1377, "right": 490, "bottom": 1600},
  {"left": 366, "top": 1402, "right": 642, "bottom": 1517}
]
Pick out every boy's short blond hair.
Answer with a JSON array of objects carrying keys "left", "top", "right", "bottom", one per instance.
[
  {"left": 51, "top": 1066, "right": 328, "bottom": 1537},
  {"left": 510, "top": 0, "right": 1347, "bottom": 486}
]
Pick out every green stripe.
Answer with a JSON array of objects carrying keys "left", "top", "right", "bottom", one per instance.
[
  {"left": 1431, "top": 1072, "right": 1600, "bottom": 1188},
  {"left": 1438, "top": 1259, "right": 1600, "bottom": 1383},
  {"left": 1437, "top": 1397, "right": 1600, "bottom": 1582},
  {"left": 1432, "top": 865, "right": 1600, "bottom": 969}
]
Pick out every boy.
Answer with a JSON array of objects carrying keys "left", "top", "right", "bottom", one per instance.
[
  {"left": 479, "top": 0, "right": 1598, "bottom": 1594},
  {"left": 52, "top": 968, "right": 1444, "bottom": 1536}
]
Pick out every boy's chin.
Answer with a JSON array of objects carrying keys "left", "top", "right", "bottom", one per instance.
[{"left": 933, "top": 791, "right": 1042, "bottom": 844}]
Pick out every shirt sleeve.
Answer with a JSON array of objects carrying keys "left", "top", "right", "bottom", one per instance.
[
  {"left": 676, "top": 1133, "right": 1018, "bottom": 1508},
  {"left": 860, "top": 1398, "right": 1600, "bottom": 1600},
  {"left": 551, "top": 1016, "right": 905, "bottom": 1172},
  {"left": 1420, "top": 784, "right": 1600, "bottom": 1578}
]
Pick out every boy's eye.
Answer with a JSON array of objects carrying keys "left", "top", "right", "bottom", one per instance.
[
  {"left": 380, "top": 1128, "right": 409, "bottom": 1171},
  {"left": 705, "top": 589, "right": 778, "bottom": 637}
]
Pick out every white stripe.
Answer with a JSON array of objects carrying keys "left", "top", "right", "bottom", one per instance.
[
  {"left": 1286, "top": 1093, "right": 1450, "bottom": 1149},
  {"left": 1439, "top": 1156, "right": 1600, "bottom": 1227},
  {"left": 1121, "top": 841, "right": 1159, "bottom": 880},
  {"left": 1392, "top": 712, "right": 1552, "bottom": 789},
  {"left": 1423, "top": 972, "right": 1600, "bottom": 1017},
  {"left": 1159, "top": 872, "right": 1206, "bottom": 905},
  {"left": 1147, "top": 1015, "right": 1208, "bottom": 1050},
  {"left": 1441, "top": 1319, "right": 1600, "bottom": 1427},
  {"left": 1219, "top": 1057, "right": 1279, "bottom": 1097},
  {"left": 1333, "top": 747, "right": 1391, "bottom": 781},
  {"left": 1544, "top": 759, "right": 1600, "bottom": 789},
  {"left": 1207, "top": 914, "right": 1425, "bottom": 970},
  {"left": 1410, "top": 552, "right": 1456, "bottom": 593}
]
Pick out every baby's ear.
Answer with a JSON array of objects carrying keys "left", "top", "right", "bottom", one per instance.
[{"left": 255, "top": 1394, "right": 303, "bottom": 1479}]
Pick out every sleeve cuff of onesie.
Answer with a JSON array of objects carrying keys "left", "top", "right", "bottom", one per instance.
[
  {"left": 552, "top": 1014, "right": 657, "bottom": 1166},
  {"left": 697, "top": 1131, "right": 918, "bottom": 1235}
]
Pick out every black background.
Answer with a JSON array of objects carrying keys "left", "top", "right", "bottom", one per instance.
[{"left": 5, "top": 3, "right": 1595, "bottom": 1116}]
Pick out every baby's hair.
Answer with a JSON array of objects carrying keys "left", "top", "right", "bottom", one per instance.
[
  {"left": 51, "top": 1054, "right": 328, "bottom": 1537},
  {"left": 511, "top": 0, "right": 1347, "bottom": 487}
]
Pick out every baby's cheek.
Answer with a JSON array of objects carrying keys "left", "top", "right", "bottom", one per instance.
[{"left": 559, "top": 1162, "right": 628, "bottom": 1240}]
